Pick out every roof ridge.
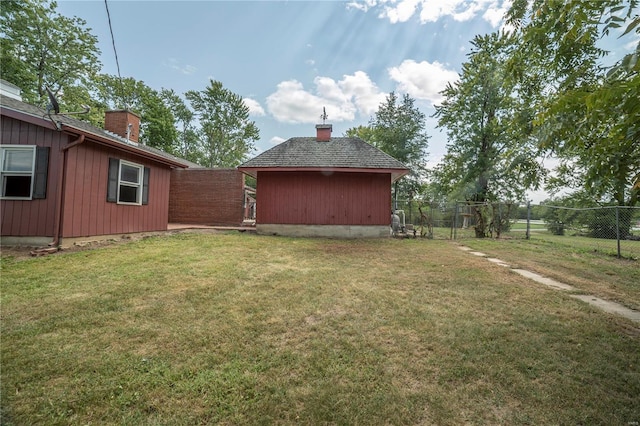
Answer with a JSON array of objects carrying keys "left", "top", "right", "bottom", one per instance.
[{"left": 1, "top": 94, "right": 193, "bottom": 167}]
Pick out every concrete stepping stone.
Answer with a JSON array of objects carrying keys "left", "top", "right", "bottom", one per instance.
[
  {"left": 487, "top": 258, "right": 511, "bottom": 267},
  {"left": 456, "top": 246, "right": 640, "bottom": 323},
  {"left": 511, "top": 269, "right": 576, "bottom": 291},
  {"left": 571, "top": 295, "right": 640, "bottom": 323}
]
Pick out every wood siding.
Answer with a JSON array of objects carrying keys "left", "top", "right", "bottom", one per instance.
[
  {"left": 61, "top": 143, "right": 172, "bottom": 238},
  {"left": 257, "top": 171, "right": 391, "bottom": 225},
  {"left": 169, "top": 169, "right": 245, "bottom": 226},
  {"left": 0, "top": 116, "right": 64, "bottom": 237}
]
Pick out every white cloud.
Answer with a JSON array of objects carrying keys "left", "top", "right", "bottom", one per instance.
[
  {"left": 269, "top": 136, "right": 286, "bottom": 145},
  {"left": 166, "top": 58, "right": 197, "bottom": 75},
  {"left": 244, "top": 98, "right": 265, "bottom": 116},
  {"left": 346, "top": 0, "right": 378, "bottom": 12},
  {"left": 382, "top": 0, "right": 421, "bottom": 23},
  {"left": 339, "top": 71, "right": 387, "bottom": 116},
  {"left": 483, "top": 0, "right": 510, "bottom": 28},
  {"left": 624, "top": 33, "right": 640, "bottom": 52},
  {"left": 266, "top": 72, "right": 385, "bottom": 124},
  {"left": 351, "top": 0, "right": 511, "bottom": 27},
  {"left": 388, "top": 60, "right": 459, "bottom": 104},
  {"left": 305, "top": 59, "right": 316, "bottom": 66}
]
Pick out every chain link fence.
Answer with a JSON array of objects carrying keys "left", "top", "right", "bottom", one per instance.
[{"left": 393, "top": 199, "right": 640, "bottom": 259}]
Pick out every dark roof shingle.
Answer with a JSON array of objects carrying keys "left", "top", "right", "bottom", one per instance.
[
  {"left": 240, "top": 137, "right": 408, "bottom": 171},
  {"left": 0, "top": 94, "right": 196, "bottom": 168}
]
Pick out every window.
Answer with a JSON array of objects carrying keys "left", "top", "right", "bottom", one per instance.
[
  {"left": 1, "top": 145, "right": 49, "bottom": 200},
  {"left": 107, "top": 158, "right": 150, "bottom": 205}
]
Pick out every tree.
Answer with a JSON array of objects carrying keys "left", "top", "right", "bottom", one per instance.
[
  {"left": 185, "top": 80, "right": 259, "bottom": 168},
  {"left": 346, "top": 92, "right": 429, "bottom": 202},
  {"left": 434, "top": 33, "right": 544, "bottom": 237},
  {"left": 93, "top": 74, "right": 179, "bottom": 154},
  {"left": 0, "top": 0, "right": 101, "bottom": 106},
  {"left": 506, "top": 0, "right": 640, "bottom": 207},
  {"left": 160, "top": 88, "right": 202, "bottom": 164}
]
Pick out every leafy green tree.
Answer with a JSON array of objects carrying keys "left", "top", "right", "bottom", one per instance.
[
  {"left": 160, "top": 88, "right": 202, "bottom": 164},
  {"left": 185, "top": 80, "right": 259, "bottom": 168},
  {"left": 507, "top": 0, "right": 640, "bottom": 207},
  {"left": 93, "top": 74, "right": 179, "bottom": 154},
  {"left": 344, "top": 125, "right": 377, "bottom": 144},
  {"left": 434, "top": 33, "right": 544, "bottom": 237},
  {"left": 346, "top": 92, "right": 429, "bottom": 202},
  {"left": 0, "top": 0, "right": 101, "bottom": 105}
]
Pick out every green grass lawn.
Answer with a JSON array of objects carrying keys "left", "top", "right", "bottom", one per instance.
[
  {"left": 459, "top": 234, "right": 640, "bottom": 311},
  {"left": 2, "top": 232, "right": 639, "bottom": 425}
]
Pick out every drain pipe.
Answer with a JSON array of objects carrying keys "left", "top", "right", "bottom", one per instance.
[{"left": 51, "top": 134, "right": 85, "bottom": 247}]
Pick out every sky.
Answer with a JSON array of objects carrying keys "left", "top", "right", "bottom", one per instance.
[{"left": 56, "top": 0, "right": 636, "bottom": 202}]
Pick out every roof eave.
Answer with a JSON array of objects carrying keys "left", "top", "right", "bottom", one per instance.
[
  {"left": 1, "top": 104, "right": 189, "bottom": 168},
  {"left": 238, "top": 166, "right": 410, "bottom": 181},
  {"left": 65, "top": 124, "right": 190, "bottom": 168}
]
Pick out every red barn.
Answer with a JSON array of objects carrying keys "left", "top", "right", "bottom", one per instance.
[
  {"left": 1, "top": 85, "right": 191, "bottom": 247},
  {"left": 238, "top": 124, "right": 408, "bottom": 238}
]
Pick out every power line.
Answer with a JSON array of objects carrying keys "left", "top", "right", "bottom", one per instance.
[{"left": 104, "top": 0, "right": 127, "bottom": 109}]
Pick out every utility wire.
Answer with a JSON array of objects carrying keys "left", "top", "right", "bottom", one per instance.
[{"left": 104, "top": 0, "right": 127, "bottom": 109}]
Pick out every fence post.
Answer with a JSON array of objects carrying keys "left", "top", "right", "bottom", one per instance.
[
  {"left": 526, "top": 201, "right": 531, "bottom": 240},
  {"left": 452, "top": 202, "right": 459, "bottom": 240},
  {"left": 616, "top": 206, "right": 621, "bottom": 259}
]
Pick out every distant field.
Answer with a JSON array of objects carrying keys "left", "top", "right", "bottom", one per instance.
[{"left": 2, "top": 233, "right": 639, "bottom": 425}]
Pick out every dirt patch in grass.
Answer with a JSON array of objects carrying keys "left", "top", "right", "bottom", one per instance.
[{"left": 0, "top": 228, "right": 223, "bottom": 261}]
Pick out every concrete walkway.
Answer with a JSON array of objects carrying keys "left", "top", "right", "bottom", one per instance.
[{"left": 457, "top": 245, "right": 640, "bottom": 324}]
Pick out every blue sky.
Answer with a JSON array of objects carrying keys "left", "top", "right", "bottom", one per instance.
[{"left": 56, "top": 0, "right": 636, "bottom": 201}]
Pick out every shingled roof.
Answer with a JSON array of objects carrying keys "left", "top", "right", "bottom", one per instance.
[
  {"left": 239, "top": 137, "right": 409, "bottom": 181},
  {"left": 0, "top": 94, "right": 197, "bottom": 168}
]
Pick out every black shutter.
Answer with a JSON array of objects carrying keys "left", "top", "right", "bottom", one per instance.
[
  {"left": 142, "top": 167, "right": 150, "bottom": 205},
  {"left": 107, "top": 158, "right": 119, "bottom": 202},
  {"left": 32, "top": 147, "right": 50, "bottom": 199}
]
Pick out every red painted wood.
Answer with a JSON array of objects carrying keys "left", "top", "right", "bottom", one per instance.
[
  {"left": 61, "top": 144, "right": 172, "bottom": 238},
  {"left": 256, "top": 171, "right": 391, "bottom": 226},
  {"left": 0, "top": 116, "right": 64, "bottom": 238},
  {"left": 2, "top": 114, "right": 176, "bottom": 240}
]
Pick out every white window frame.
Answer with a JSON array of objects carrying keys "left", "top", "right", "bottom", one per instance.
[
  {"left": 117, "top": 160, "right": 143, "bottom": 205},
  {"left": 0, "top": 145, "right": 36, "bottom": 200}
]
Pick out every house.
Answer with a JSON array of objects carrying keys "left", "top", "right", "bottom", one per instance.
[
  {"left": 0, "top": 81, "right": 192, "bottom": 247},
  {"left": 238, "top": 123, "right": 409, "bottom": 238}
]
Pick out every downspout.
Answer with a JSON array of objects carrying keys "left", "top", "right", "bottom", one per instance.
[{"left": 51, "top": 134, "right": 85, "bottom": 247}]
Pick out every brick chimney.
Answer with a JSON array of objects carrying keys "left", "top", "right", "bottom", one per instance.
[
  {"left": 104, "top": 110, "right": 140, "bottom": 143},
  {"left": 315, "top": 124, "right": 332, "bottom": 142}
]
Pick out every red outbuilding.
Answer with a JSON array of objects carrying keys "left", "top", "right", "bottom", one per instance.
[{"left": 238, "top": 124, "right": 409, "bottom": 238}]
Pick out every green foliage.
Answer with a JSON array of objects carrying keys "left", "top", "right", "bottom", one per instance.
[
  {"left": 507, "top": 0, "right": 640, "bottom": 207},
  {"left": 92, "top": 74, "right": 179, "bottom": 154},
  {"left": 434, "top": 33, "right": 544, "bottom": 236},
  {"left": 185, "top": 80, "right": 260, "bottom": 168},
  {"left": 346, "top": 92, "right": 429, "bottom": 200},
  {"left": 1, "top": 2, "right": 261, "bottom": 166},
  {"left": 434, "top": 33, "right": 544, "bottom": 204},
  {"left": 0, "top": 0, "right": 101, "bottom": 105},
  {"left": 540, "top": 193, "right": 635, "bottom": 239}
]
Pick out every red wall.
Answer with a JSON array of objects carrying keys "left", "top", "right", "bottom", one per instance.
[
  {"left": 0, "top": 116, "right": 64, "bottom": 237},
  {"left": 2, "top": 115, "right": 175, "bottom": 240},
  {"left": 168, "top": 169, "right": 244, "bottom": 226},
  {"left": 256, "top": 171, "right": 391, "bottom": 225},
  {"left": 61, "top": 143, "right": 172, "bottom": 238}
]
